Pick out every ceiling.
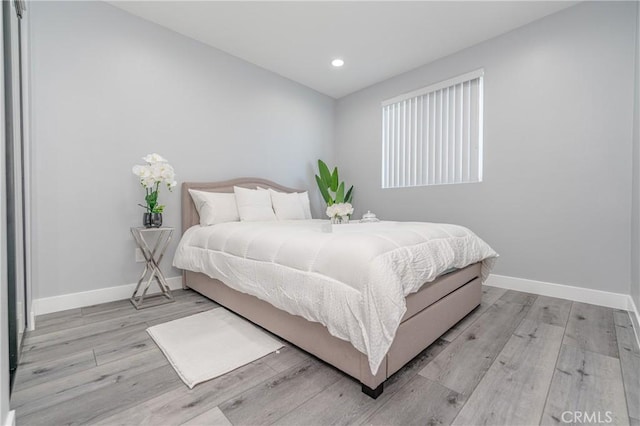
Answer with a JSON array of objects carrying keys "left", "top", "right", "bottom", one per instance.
[{"left": 110, "top": 1, "right": 578, "bottom": 99}]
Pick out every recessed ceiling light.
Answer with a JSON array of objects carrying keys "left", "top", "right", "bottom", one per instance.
[{"left": 331, "top": 58, "right": 344, "bottom": 68}]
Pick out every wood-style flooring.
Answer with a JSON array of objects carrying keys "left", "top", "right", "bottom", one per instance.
[{"left": 11, "top": 287, "right": 639, "bottom": 426}]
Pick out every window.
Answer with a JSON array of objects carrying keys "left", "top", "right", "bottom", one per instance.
[{"left": 381, "top": 69, "right": 484, "bottom": 188}]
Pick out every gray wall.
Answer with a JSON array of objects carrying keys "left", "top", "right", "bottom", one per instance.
[
  {"left": 335, "top": 2, "right": 636, "bottom": 295},
  {"left": 29, "top": 1, "right": 334, "bottom": 299},
  {"left": 27, "top": 1, "right": 640, "bottom": 303},
  {"left": 632, "top": 1, "right": 640, "bottom": 310}
]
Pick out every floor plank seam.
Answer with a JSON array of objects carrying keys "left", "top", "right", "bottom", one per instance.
[
  {"left": 348, "top": 340, "right": 453, "bottom": 426},
  {"left": 364, "top": 377, "right": 462, "bottom": 426},
  {"left": 537, "top": 301, "right": 572, "bottom": 425},
  {"left": 198, "top": 361, "right": 285, "bottom": 425},
  {"left": 213, "top": 358, "right": 315, "bottom": 422},
  {"left": 613, "top": 317, "right": 635, "bottom": 423},
  {"left": 353, "top": 390, "right": 389, "bottom": 424},
  {"left": 616, "top": 358, "right": 632, "bottom": 422},
  {"left": 89, "top": 364, "right": 185, "bottom": 425},
  {"left": 630, "top": 310, "right": 640, "bottom": 351},
  {"left": 446, "top": 305, "right": 482, "bottom": 341},
  {"left": 443, "top": 287, "right": 505, "bottom": 343},
  {"left": 449, "top": 294, "right": 539, "bottom": 425},
  {"left": 559, "top": 343, "right": 624, "bottom": 362},
  {"left": 179, "top": 405, "right": 226, "bottom": 426},
  {"left": 265, "top": 375, "right": 345, "bottom": 426}
]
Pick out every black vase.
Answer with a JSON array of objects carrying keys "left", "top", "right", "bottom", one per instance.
[{"left": 143, "top": 213, "right": 162, "bottom": 228}]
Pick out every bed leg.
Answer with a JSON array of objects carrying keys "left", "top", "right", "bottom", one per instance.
[{"left": 361, "top": 382, "right": 384, "bottom": 399}]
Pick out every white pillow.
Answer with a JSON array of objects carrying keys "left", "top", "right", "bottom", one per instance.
[
  {"left": 298, "top": 191, "right": 312, "bottom": 220},
  {"left": 268, "top": 190, "right": 306, "bottom": 220},
  {"left": 258, "top": 187, "right": 312, "bottom": 220},
  {"left": 233, "top": 186, "right": 277, "bottom": 221},
  {"left": 188, "top": 189, "right": 240, "bottom": 226}
]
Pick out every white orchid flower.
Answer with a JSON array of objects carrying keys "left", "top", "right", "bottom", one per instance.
[
  {"left": 149, "top": 163, "right": 163, "bottom": 179},
  {"left": 142, "top": 153, "right": 168, "bottom": 164},
  {"left": 326, "top": 204, "right": 338, "bottom": 218},
  {"left": 160, "top": 167, "right": 175, "bottom": 181},
  {"left": 340, "top": 203, "right": 354, "bottom": 216},
  {"left": 132, "top": 164, "right": 151, "bottom": 178},
  {"left": 328, "top": 203, "right": 353, "bottom": 217},
  {"left": 141, "top": 176, "right": 156, "bottom": 188},
  {"left": 134, "top": 153, "right": 176, "bottom": 214}
]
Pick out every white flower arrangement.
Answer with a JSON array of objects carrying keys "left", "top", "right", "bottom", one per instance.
[
  {"left": 326, "top": 202, "right": 354, "bottom": 221},
  {"left": 132, "top": 153, "right": 177, "bottom": 213}
]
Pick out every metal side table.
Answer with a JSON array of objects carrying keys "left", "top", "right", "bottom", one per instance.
[{"left": 130, "top": 227, "right": 175, "bottom": 309}]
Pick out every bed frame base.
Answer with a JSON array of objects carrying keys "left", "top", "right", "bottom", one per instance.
[
  {"left": 183, "top": 265, "right": 481, "bottom": 398},
  {"left": 362, "top": 383, "right": 384, "bottom": 399}
]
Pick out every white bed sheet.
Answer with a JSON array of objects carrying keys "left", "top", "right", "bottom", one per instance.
[{"left": 173, "top": 219, "right": 498, "bottom": 374}]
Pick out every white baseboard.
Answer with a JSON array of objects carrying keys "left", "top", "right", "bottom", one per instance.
[
  {"left": 3, "top": 410, "right": 15, "bottom": 426},
  {"left": 32, "top": 276, "right": 183, "bottom": 317},
  {"left": 485, "top": 274, "right": 631, "bottom": 311},
  {"left": 627, "top": 296, "right": 640, "bottom": 349},
  {"left": 30, "top": 272, "right": 640, "bottom": 344}
]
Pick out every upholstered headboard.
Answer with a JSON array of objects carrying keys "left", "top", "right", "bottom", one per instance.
[{"left": 181, "top": 178, "right": 304, "bottom": 232}]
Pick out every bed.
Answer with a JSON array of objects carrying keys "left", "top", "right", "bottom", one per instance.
[{"left": 174, "top": 178, "right": 497, "bottom": 398}]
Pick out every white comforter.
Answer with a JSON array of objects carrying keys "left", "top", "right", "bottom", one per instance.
[{"left": 173, "top": 220, "right": 497, "bottom": 374}]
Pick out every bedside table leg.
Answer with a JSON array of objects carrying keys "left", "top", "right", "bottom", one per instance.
[{"left": 130, "top": 227, "right": 175, "bottom": 309}]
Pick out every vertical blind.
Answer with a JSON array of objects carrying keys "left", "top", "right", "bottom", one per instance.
[{"left": 381, "top": 69, "right": 484, "bottom": 188}]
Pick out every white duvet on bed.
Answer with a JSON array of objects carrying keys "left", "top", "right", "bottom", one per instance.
[{"left": 173, "top": 219, "right": 497, "bottom": 375}]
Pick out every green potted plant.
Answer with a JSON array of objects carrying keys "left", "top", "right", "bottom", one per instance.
[{"left": 315, "top": 159, "right": 354, "bottom": 223}]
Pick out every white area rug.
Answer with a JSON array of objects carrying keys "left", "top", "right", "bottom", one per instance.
[{"left": 147, "top": 308, "right": 284, "bottom": 388}]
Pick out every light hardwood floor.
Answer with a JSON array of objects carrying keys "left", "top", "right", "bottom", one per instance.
[{"left": 11, "top": 287, "right": 639, "bottom": 426}]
